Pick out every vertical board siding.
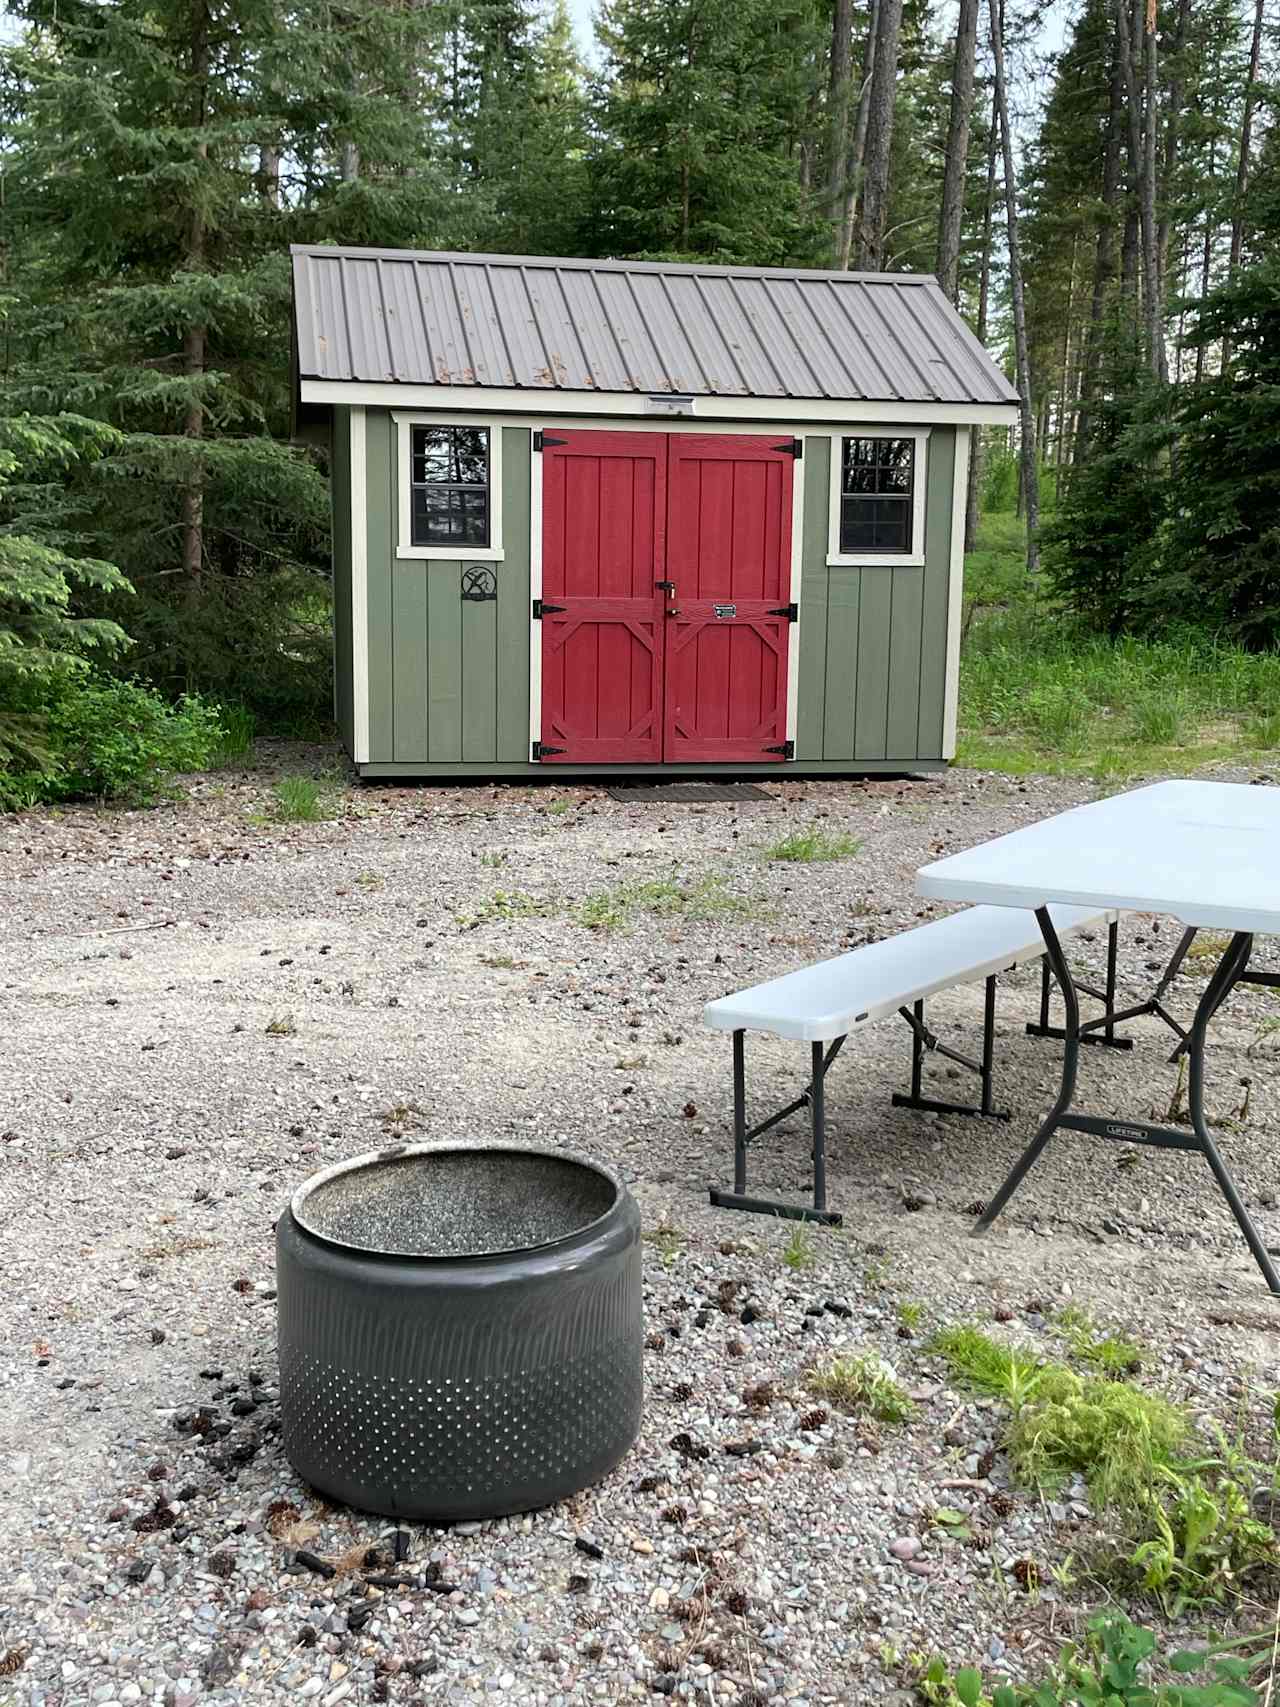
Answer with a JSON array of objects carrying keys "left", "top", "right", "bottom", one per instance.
[
  {"left": 915, "top": 426, "right": 955, "bottom": 759},
  {"left": 355, "top": 413, "right": 951, "bottom": 770},
  {"left": 809, "top": 424, "right": 954, "bottom": 764},
  {"left": 369, "top": 418, "right": 531, "bottom": 764},
  {"left": 365, "top": 410, "right": 395, "bottom": 762},
  {"left": 794, "top": 436, "right": 830, "bottom": 761},
  {"left": 331, "top": 410, "right": 354, "bottom": 753}
]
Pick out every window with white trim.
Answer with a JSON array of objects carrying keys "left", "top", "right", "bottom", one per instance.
[
  {"left": 394, "top": 415, "right": 504, "bottom": 560},
  {"left": 410, "top": 425, "right": 490, "bottom": 547},
  {"left": 827, "top": 429, "right": 928, "bottom": 566}
]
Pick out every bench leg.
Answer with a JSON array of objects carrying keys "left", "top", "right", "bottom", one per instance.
[
  {"left": 1026, "top": 920, "right": 1135, "bottom": 1051},
  {"left": 891, "top": 978, "right": 1011, "bottom": 1120},
  {"left": 708, "top": 1031, "right": 844, "bottom": 1226}
]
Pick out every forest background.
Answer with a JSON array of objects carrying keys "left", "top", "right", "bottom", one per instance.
[{"left": 0, "top": 0, "right": 1277, "bottom": 802}]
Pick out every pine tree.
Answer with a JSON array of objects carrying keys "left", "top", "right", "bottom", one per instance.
[{"left": 586, "top": 0, "right": 826, "bottom": 265}]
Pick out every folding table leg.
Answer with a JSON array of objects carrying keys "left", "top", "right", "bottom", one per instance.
[{"left": 975, "top": 906, "right": 1080, "bottom": 1231}]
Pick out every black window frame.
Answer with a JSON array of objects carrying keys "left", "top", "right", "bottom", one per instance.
[
  {"left": 837, "top": 435, "right": 917, "bottom": 557},
  {"left": 409, "top": 424, "right": 491, "bottom": 550}
]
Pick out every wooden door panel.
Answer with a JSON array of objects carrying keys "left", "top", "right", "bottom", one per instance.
[
  {"left": 539, "top": 432, "right": 666, "bottom": 764},
  {"left": 663, "top": 437, "right": 794, "bottom": 763}
]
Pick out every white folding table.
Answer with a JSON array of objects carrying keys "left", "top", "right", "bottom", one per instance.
[{"left": 916, "top": 779, "right": 1280, "bottom": 1292}]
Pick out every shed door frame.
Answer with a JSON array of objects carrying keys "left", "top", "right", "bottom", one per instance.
[{"left": 529, "top": 421, "right": 806, "bottom": 761}]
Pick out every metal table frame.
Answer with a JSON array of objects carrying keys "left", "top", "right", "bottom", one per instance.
[{"left": 975, "top": 907, "right": 1280, "bottom": 1295}]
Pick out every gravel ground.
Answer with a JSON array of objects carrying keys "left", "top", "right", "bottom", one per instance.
[{"left": 2, "top": 753, "right": 1279, "bottom": 1707}]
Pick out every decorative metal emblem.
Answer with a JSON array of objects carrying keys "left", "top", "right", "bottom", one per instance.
[
  {"left": 713, "top": 602, "right": 737, "bottom": 619},
  {"left": 461, "top": 565, "right": 498, "bottom": 602}
]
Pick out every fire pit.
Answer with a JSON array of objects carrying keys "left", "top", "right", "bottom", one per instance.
[{"left": 276, "top": 1143, "right": 642, "bottom": 1521}]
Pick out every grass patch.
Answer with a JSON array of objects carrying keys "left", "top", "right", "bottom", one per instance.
[
  {"left": 897, "top": 1300, "right": 925, "bottom": 1334},
  {"left": 269, "top": 776, "right": 333, "bottom": 822},
  {"left": 1054, "top": 1306, "right": 1143, "bottom": 1376},
  {"left": 575, "top": 874, "right": 764, "bottom": 932},
  {"left": 782, "top": 1223, "right": 815, "bottom": 1271},
  {"left": 643, "top": 1223, "right": 685, "bottom": 1267},
  {"left": 456, "top": 890, "right": 554, "bottom": 929},
  {"left": 959, "top": 514, "right": 1280, "bottom": 779},
  {"left": 764, "top": 825, "right": 862, "bottom": 863},
  {"left": 265, "top": 1013, "right": 297, "bottom": 1036},
  {"left": 930, "top": 1322, "right": 1277, "bottom": 1610},
  {"left": 214, "top": 704, "right": 255, "bottom": 760},
  {"left": 805, "top": 1353, "right": 914, "bottom": 1424}
]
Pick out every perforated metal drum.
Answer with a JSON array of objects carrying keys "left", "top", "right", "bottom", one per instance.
[{"left": 276, "top": 1143, "right": 643, "bottom": 1521}]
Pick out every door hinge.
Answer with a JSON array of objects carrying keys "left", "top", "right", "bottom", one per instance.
[
  {"left": 772, "top": 438, "right": 802, "bottom": 458},
  {"left": 765, "top": 739, "right": 795, "bottom": 758},
  {"left": 768, "top": 603, "right": 798, "bottom": 620},
  {"left": 532, "top": 741, "right": 565, "bottom": 761},
  {"left": 531, "top": 599, "right": 566, "bottom": 619},
  {"left": 532, "top": 431, "right": 567, "bottom": 452}
]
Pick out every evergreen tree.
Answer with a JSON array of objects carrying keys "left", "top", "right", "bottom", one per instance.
[{"left": 585, "top": 0, "right": 827, "bottom": 265}]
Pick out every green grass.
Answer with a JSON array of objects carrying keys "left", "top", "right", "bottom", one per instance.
[
  {"left": 214, "top": 704, "right": 255, "bottom": 760},
  {"left": 1054, "top": 1306, "right": 1144, "bottom": 1376},
  {"left": 782, "top": 1223, "right": 815, "bottom": 1270},
  {"left": 269, "top": 776, "right": 334, "bottom": 822},
  {"left": 456, "top": 890, "right": 554, "bottom": 928},
  {"left": 764, "top": 825, "right": 862, "bottom": 863},
  {"left": 960, "top": 513, "right": 1280, "bottom": 779},
  {"left": 575, "top": 874, "right": 765, "bottom": 932},
  {"left": 805, "top": 1353, "right": 914, "bottom": 1424},
  {"left": 929, "top": 1322, "right": 1276, "bottom": 1610}
]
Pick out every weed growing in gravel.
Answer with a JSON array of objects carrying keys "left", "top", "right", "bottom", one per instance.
[
  {"left": 782, "top": 1224, "right": 815, "bottom": 1271},
  {"left": 477, "top": 850, "right": 509, "bottom": 868},
  {"left": 806, "top": 1353, "right": 913, "bottom": 1424},
  {"left": 897, "top": 1300, "right": 925, "bottom": 1334},
  {"left": 916, "top": 1610, "right": 1263, "bottom": 1706},
  {"left": 265, "top": 1013, "right": 297, "bottom": 1036},
  {"left": 1054, "top": 1306, "right": 1144, "bottom": 1375},
  {"left": 456, "top": 891, "right": 554, "bottom": 928},
  {"left": 764, "top": 826, "right": 862, "bottom": 863},
  {"left": 643, "top": 1224, "right": 685, "bottom": 1268},
  {"left": 575, "top": 875, "right": 763, "bottom": 932},
  {"left": 931, "top": 1323, "right": 1278, "bottom": 1610},
  {"left": 269, "top": 776, "right": 333, "bottom": 822}
]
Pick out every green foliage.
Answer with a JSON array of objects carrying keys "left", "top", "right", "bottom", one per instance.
[
  {"left": 269, "top": 776, "right": 334, "bottom": 823},
  {"left": 919, "top": 1611, "right": 1262, "bottom": 1706},
  {"left": 805, "top": 1353, "right": 914, "bottom": 1424},
  {"left": 457, "top": 890, "right": 555, "bottom": 928},
  {"left": 215, "top": 705, "right": 256, "bottom": 760},
  {"left": 0, "top": 672, "right": 222, "bottom": 809},
  {"left": 575, "top": 874, "right": 762, "bottom": 931},
  {"left": 1054, "top": 1307, "right": 1143, "bottom": 1376},
  {"left": 764, "top": 825, "right": 862, "bottom": 863},
  {"left": 930, "top": 1324, "right": 1277, "bottom": 1611},
  {"left": 782, "top": 1224, "right": 815, "bottom": 1270}
]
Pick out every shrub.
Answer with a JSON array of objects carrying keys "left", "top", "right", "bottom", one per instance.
[{"left": 0, "top": 671, "right": 222, "bottom": 809}]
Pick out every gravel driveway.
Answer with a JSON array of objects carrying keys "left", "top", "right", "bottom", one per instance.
[{"left": 2, "top": 753, "right": 1278, "bottom": 1707}]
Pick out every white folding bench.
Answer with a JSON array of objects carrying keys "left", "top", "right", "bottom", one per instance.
[{"left": 703, "top": 904, "right": 1115, "bottom": 1224}]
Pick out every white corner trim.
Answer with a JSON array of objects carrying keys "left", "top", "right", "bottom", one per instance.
[
  {"left": 942, "top": 426, "right": 971, "bottom": 760},
  {"left": 350, "top": 406, "right": 370, "bottom": 765},
  {"left": 785, "top": 441, "right": 805, "bottom": 746},
  {"left": 826, "top": 428, "right": 930, "bottom": 568},
  {"left": 301, "top": 379, "right": 1020, "bottom": 428},
  {"left": 392, "top": 412, "right": 504, "bottom": 562},
  {"left": 528, "top": 432, "right": 543, "bottom": 756}
]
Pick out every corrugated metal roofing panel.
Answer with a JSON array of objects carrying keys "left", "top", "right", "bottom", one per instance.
[{"left": 291, "top": 246, "right": 1019, "bottom": 406}]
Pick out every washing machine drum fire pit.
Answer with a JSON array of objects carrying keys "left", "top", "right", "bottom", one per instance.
[{"left": 276, "top": 1144, "right": 643, "bottom": 1521}]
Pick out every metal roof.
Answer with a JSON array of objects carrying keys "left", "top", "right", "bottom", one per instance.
[{"left": 291, "top": 246, "right": 1018, "bottom": 408}]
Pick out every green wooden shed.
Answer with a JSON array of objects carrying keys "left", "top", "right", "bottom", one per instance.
[{"left": 291, "top": 246, "right": 1018, "bottom": 779}]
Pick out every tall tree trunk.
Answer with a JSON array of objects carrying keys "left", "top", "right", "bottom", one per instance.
[
  {"left": 839, "top": 0, "right": 880, "bottom": 268},
  {"left": 965, "top": 82, "right": 999, "bottom": 551},
  {"left": 1116, "top": 0, "right": 1163, "bottom": 379},
  {"left": 182, "top": 2, "right": 209, "bottom": 595},
  {"left": 1076, "top": 25, "right": 1126, "bottom": 464},
  {"left": 935, "top": 0, "right": 980, "bottom": 301},
  {"left": 1221, "top": 0, "right": 1265, "bottom": 366},
  {"left": 855, "top": 0, "right": 903, "bottom": 270},
  {"left": 1154, "top": 0, "right": 1191, "bottom": 303},
  {"left": 989, "top": 0, "right": 1039, "bottom": 573},
  {"left": 258, "top": 144, "right": 280, "bottom": 209},
  {"left": 826, "top": 0, "right": 854, "bottom": 259}
]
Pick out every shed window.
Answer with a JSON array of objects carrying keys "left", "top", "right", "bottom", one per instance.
[
  {"left": 410, "top": 426, "right": 490, "bottom": 548},
  {"left": 838, "top": 437, "right": 915, "bottom": 554}
]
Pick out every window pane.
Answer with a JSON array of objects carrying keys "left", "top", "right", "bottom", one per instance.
[
  {"left": 840, "top": 494, "right": 911, "bottom": 555},
  {"left": 451, "top": 428, "right": 488, "bottom": 484},
  {"left": 843, "top": 465, "right": 877, "bottom": 494}
]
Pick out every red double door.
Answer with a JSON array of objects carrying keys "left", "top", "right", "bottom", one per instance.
[{"left": 538, "top": 431, "right": 796, "bottom": 765}]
